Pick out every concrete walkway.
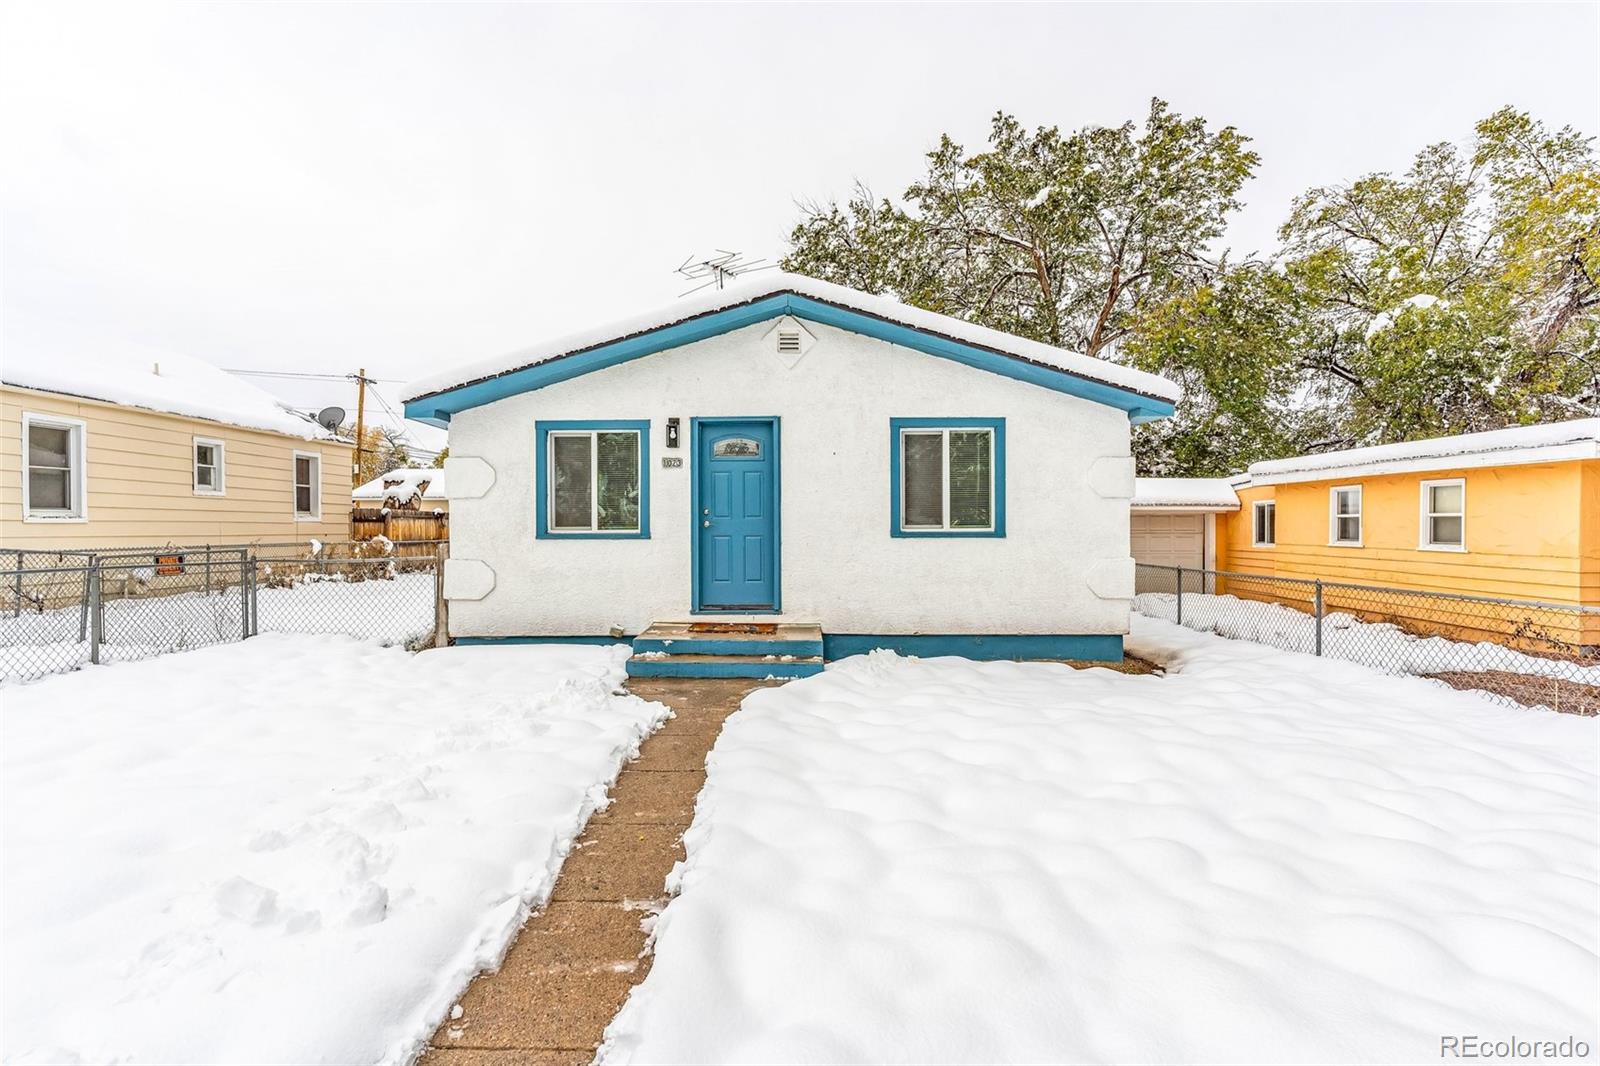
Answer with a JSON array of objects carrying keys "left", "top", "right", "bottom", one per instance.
[{"left": 422, "top": 677, "right": 775, "bottom": 1066}]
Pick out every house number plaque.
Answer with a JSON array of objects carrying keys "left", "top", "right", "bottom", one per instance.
[{"left": 661, "top": 456, "right": 683, "bottom": 468}]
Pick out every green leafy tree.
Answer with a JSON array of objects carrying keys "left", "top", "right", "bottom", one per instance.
[
  {"left": 784, "top": 99, "right": 1259, "bottom": 358},
  {"left": 1125, "top": 260, "right": 1326, "bottom": 475},
  {"left": 1277, "top": 108, "right": 1597, "bottom": 442}
]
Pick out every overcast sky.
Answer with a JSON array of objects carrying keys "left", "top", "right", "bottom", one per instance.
[{"left": 3, "top": 1, "right": 1596, "bottom": 448}]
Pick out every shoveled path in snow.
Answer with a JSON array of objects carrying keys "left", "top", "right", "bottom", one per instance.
[{"left": 424, "top": 677, "right": 779, "bottom": 1066}]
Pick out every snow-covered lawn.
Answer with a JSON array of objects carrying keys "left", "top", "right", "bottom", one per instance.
[
  {"left": 2, "top": 634, "right": 662, "bottom": 1064},
  {"left": 600, "top": 617, "right": 1599, "bottom": 1064},
  {"left": 1135, "top": 589, "right": 1600, "bottom": 687}
]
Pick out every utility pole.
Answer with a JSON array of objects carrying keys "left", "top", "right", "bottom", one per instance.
[{"left": 353, "top": 367, "right": 368, "bottom": 486}]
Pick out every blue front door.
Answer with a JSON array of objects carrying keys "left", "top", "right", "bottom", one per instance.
[{"left": 696, "top": 419, "right": 778, "bottom": 610}]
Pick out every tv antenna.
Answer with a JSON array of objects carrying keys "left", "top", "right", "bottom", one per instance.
[{"left": 675, "top": 250, "right": 775, "bottom": 295}]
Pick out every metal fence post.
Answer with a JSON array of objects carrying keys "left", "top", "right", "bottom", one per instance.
[
  {"left": 205, "top": 544, "right": 212, "bottom": 596},
  {"left": 1313, "top": 579, "right": 1324, "bottom": 657},
  {"left": 240, "top": 553, "right": 251, "bottom": 641},
  {"left": 433, "top": 541, "right": 450, "bottom": 648},
  {"left": 78, "top": 555, "right": 93, "bottom": 642},
  {"left": 250, "top": 556, "right": 259, "bottom": 637},
  {"left": 88, "top": 560, "right": 103, "bottom": 664},
  {"left": 11, "top": 551, "right": 21, "bottom": 619},
  {"left": 1175, "top": 566, "right": 1184, "bottom": 626}
]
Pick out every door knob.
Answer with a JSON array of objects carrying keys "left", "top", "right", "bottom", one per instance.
[
  {"left": 702, "top": 519, "right": 711, "bottom": 527},
  {"left": 702, "top": 508, "right": 710, "bottom": 515}
]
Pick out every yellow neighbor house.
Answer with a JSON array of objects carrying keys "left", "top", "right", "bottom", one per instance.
[
  {"left": 2, "top": 334, "right": 354, "bottom": 551},
  {"left": 1133, "top": 419, "right": 1599, "bottom": 648}
]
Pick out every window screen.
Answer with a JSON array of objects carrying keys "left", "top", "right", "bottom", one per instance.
[
  {"left": 27, "top": 424, "right": 73, "bottom": 511},
  {"left": 901, "top": 431, "right": 944, "bottom": 528},
  {"left": 294, "top": 455, "right": 318, "bottom": 515},
  {"left": 899, "top": 426, "right": 995, "bottom": 533},
  {"left": 1425, "top": 482, "right": 1464, "bottom": 547},
  {"left": 1253, "top": 501, "right": 1275, "bottom": 545},
  {"left": 596, "top": 431, "right": 640, "bottom": 531},
  {"left": 548, "top": 429, "right": 641, "bottom": 533},
  {"left": 551, "top": 435, "right": 593, "bottom": 530},
  {"left": 1332, "top": 487, "right": 1361, "bottom": 543}
]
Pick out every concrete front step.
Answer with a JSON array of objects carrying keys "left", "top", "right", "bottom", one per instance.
[
  {"left": 632, "top": 621, "right": 824, "bottom": 659},
  {"left": 625, "top": 652, "right": 825, "bottom": 679}
]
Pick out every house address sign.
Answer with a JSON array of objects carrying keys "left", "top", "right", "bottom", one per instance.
[{"left": 661, "top": 456, "right": 683, "bottom": 468}]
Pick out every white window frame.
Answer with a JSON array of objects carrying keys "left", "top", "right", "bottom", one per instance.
[
  {"left": 21, "top": 412, "right": 88, "bottom": 523},
  {"left": 293, "top": 450, "right": 321, "bottom": 520},
  {"left": 547, "top": 429, "right": 642, "bottom": 534},
  {"left": 1251, "top": 499, "right": 1276, "bottom": 548},
  {"left": 898, "top": 426, "right": 996, "bottom": 534},
  {"left": 1419, "top": 477, "right": 1466, "bottom": 552},
  {"left": 193, "top": 436, "right": 226, "bottom": 496},
  {"left": 1328, "top": 484, "right": 1363, "bottom": 547}
]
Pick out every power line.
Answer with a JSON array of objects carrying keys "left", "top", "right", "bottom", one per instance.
[{"left": 222, "top": 368, "right": 406, "bottom": 383}]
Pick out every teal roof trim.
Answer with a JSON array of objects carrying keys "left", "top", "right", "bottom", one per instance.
[{"left": 403, "top": 292, "right": 1175, "bottom": 427}]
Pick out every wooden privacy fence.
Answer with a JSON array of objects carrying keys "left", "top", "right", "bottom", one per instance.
[{"left": 351, "top": 508, "right": 448, "bottom": 553}]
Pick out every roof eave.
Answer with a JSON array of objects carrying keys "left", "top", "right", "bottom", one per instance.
[{"left": 402, "top": 292, "right": 1177, "bottom": 426}]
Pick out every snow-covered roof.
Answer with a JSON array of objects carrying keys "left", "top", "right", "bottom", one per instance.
[
  {"left": 353, "top": 467, "right": 445, "bottom": 504},
  {"left": 2, "top": 322, "right": 339, "bottom": 440},
  {"left": 1132, "top": 477, "right": 1240, "bottom": 510},
  {"left": 1247, "top": 419, "right": 1600, "bottom": 485},
  {"left": 403, "top": 272, "right": 1181, "bottom": 415}
]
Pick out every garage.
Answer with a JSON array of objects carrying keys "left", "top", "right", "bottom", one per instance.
[
  {"left": 1129, "top": 478, "right": 1239, "bottom": 593},
  {"left": 1132, "top": 513, "right": 1206, "bottom": 592}
]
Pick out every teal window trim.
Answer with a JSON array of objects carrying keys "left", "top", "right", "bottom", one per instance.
[
  {"left": 535, "top": 420, "right": 650, "bottom": 539},
  {"left": 889, "top": 417, "right": 1006, "bottom": 538}
]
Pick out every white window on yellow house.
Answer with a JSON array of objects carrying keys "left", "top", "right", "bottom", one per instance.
[
  {"left": 293, "top": 452, "right": 321, "bottom": 519},
  {"left": 1252, "top": 500, "right": 1276, "bottom": 547},
  {"left": 22, "top": 412, "right": 87, "bottom": 522},
  {"left": 1329, "top": 485, "right": 1362, "bottom": 546},
  {"left": 193, "top": 437, "right": 225, "bottom": 495},
  {"left": 1420, "top": 478, "right": 1465, "bottom": 550}
]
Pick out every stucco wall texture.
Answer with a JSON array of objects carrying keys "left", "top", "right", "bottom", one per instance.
[{"left": 442, "top": 319, "right": 1137, "bottom": 639}]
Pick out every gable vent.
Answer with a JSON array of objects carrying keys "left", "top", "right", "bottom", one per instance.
[{"left": 776, "top": 329, "right": 803, "bottom": 354}]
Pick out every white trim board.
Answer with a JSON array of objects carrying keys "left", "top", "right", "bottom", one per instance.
[{"left": 1248, "top": 440, "right": 1599, "bottom": 486}]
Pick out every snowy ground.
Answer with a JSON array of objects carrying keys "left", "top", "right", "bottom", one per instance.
[
  {"left": 0, "top": 571, "right": 434, "bottom": 682},
  {"left": 1135, "top": 590, "right": 1600, "bottom": 686},
  {"left": 600, "top": 617, "right": 1599, "bottom": 1064},
  {"left": 2, "top": 635, "right": 661, "bottom": 1064}
]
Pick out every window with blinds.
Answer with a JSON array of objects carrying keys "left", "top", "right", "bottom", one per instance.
[
  {"left": 899, "top": 426, "right": 995, "bottom": 532},
  {"left": 549, "top": 429, "right": 641, "bottom": 533}
]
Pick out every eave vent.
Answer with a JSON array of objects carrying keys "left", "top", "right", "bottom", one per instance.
[{"left": 764, "top": 315, "right": 816, "bottom": 366}]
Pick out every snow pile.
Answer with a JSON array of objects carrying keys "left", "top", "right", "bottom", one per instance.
[
  {"left": 354, "top": 467, "right": 446, "bottom": 505},
  {"left": 1132, "top": 476, "right": 1239, "bottom": 509},
  {"left": 1, "top": 319, "right": 334, "bottom": 439},
  {"left": 1248, "top": 417, "right": 1600, "bottom": 482},
  {"left": 1134, "top": 590, "right": 1600, "bottom": 687},
  {"left": 403, "top": 271, "right": 1180, "bottom": 406},
  {"left": 2, "top": 636, "right": 665, "bottom": 1063},
  {"left": 599, "top": 621, "right": 1597, "bottom": 1064}
]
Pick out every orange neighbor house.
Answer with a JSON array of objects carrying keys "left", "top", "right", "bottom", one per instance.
[{"left": 1132, "top": 418, "right": 1599, "bottom": 649}]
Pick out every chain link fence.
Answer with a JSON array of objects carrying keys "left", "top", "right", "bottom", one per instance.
[
  {"left": 1134, "top": 563, "right": 1600, "bottom": 715},
  {"left": 1, "top": 541, "right": 444, "bottom": 683}
]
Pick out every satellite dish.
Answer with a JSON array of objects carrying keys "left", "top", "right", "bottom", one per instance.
[{"left": 315, "top": 406, "right": 346, "bottom": 432}]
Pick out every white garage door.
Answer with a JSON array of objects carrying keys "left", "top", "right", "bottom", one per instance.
[{"left": 1131, "top": 513, "right": 1205, "bottom": 592}]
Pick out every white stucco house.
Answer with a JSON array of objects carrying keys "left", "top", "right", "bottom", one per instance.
[{"left": 403, "top": 274, "right": 1180, "bottom": 677}]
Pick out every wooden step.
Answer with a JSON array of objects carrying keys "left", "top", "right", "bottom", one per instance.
[{"left": 633, "top": 622, "right": 823, "bottom": 659}]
